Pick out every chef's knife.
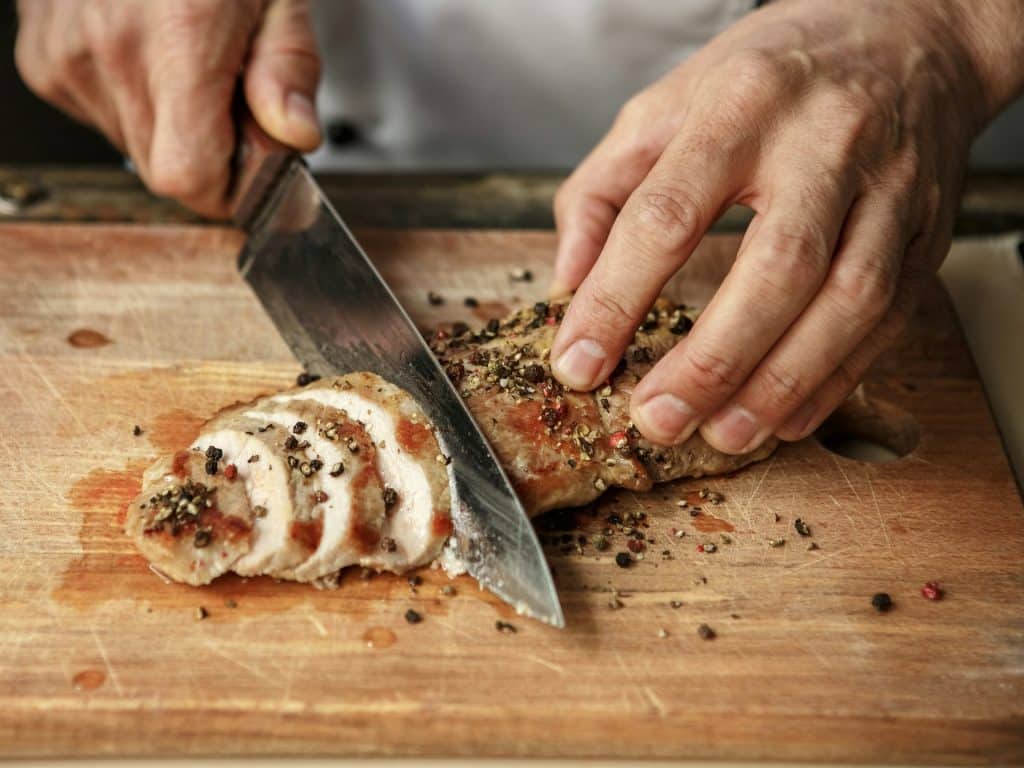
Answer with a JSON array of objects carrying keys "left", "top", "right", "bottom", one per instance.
[{"left": 229, "top": 118, "right": 564, "bottom": 627}]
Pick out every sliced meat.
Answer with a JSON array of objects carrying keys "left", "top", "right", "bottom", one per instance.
[
  {"left": 433, "top": 298, "right": 777, "bottom": 516},
  {"left": 130, "top": 297, "right": 778, "bottom": 586},
  {"left": 280, "top": 372, "right": 453, "bottom": 571},
  {"left": 192, "top": 412, "right": 303, "bottom": 577},
  {"left": 126, "top": 450, "right": 253, "bottom": 585},
  {"left": 242, "top": 401, "right": 386, "bottom": 582}
]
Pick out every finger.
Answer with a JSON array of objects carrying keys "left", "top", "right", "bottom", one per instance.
[
  {"left": 14, "top": 3, "right": 109, "bottom": 136},
  {"left": 700, "top": 190, "right": 911, "bottom": 453},
  {"left": 551, "top": 101, "right": 677, "bottom": 297},
  {"left": 146, "top": 6, "right": 255, "bottom": 217},
  {"left": 83, "top": 2, "right": 154, "bottom": 173},
  {"left": 550, "top": 123, "right": 754, "bottom": 393},
  {"left": 775, "top": 235, "right": 934, "bottom": 441},
  {"left": 628, "top": 163, "right": 857, "bottom": 445},
  {"left": 244, "top": 0, "right": 322, "bottom": 152}
]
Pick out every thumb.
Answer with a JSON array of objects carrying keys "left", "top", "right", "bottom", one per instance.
[{"left": 244, "top": 0, "right": 322, "bottom": 152}]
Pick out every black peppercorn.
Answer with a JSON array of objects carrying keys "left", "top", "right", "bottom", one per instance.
[
  {"left": 404, "top": 609, "right": 423, "bottom": 624},
  {"left": 614, "top": 552, "right": 632, "bottom": 568},
  {"left": 871, "top": 592, "right": 893, "bottom": 612}
]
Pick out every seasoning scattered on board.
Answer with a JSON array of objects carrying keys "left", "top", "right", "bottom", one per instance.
[
  {"left": 697, "top": 623, "right": 716, "bottom": 640},
  {"left": 871, "top": 593, "right": 893, "bottom": 613},
  {"left": 921, "top": 581, "right": 944, "bottom": 601},
  {"left": 404, "top": 609, "right": 423, "bottom": 624}
]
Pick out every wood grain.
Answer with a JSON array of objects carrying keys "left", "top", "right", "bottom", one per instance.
[{"left": 0, "top": 223, "right": 1021, "bottom": 762}]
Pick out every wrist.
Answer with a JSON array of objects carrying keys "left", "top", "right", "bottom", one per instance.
[{"left": 922, "top": 0, "right": 1024, "bottom": 124}]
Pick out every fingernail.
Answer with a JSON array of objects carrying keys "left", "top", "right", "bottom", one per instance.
[
  {"left": 285, "top": 91, "right": 318, "bottom": 130},
  {"left": 552, "top": 338, "right": 606, "bottom": 390},
  {"left": 781, "top": 400, "right": 818, "bottom": 439},
  {"left": 635, "top": 393, "right": 698, "bottom": 445},
  {"left": 703, "top": 405, "right": 762, "bottom": 454}
]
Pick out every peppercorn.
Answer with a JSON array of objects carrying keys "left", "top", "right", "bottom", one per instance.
[
  {"left": 697, "top": 623, "right": 716, "bottom": 640},
  {"left": 404, "top": 609, "right": 423, "bottom": 624},
  {"left": 464, "top": 296, "right": 479, "bottom": 308},
  {"left": 921, "top": 581, "right": 943, "bottom": 601},
  {"left": 614, "top": 552, "right": 632, "bottom": 568},
  {"left": 794, "top": 518, "right": 811, "bottom": 537},
  {"left": 871, "top": 592, "right": 893, "bottom": 612},
  {"left": 522, "top": 363, "right": 546, "bottom": 383},
  {"left": 427, "top": 291, "right": 444, "bottom": 306},
  {"left": 132, "top": 425, "right": 143, "bottom": 437},
  {"left": 296, "top": 372, "right": 321, "bottom": 387}
]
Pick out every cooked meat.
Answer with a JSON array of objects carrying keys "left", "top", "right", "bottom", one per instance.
[
  {"left": 283, "top": 372, "right": 453, "bottom": 571},
  {"left": 242, "top": 400, "right": 386, "bottom": 582},
  {"left": 125, "top": 450, "right": 253, "bottom": 585},
  {"left": 128, "top": 298, "right": 775, "bottom": 586},
  {"left": 431, "top": 298, "right": 776, "bottom": 515},
  {"left": 192, "top": 417, "right": 306, "bottom": 577}
]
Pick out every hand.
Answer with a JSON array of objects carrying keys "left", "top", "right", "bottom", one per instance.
[
  {"left": 549, "top": 0, "right": 1024, "bottom": 453},
  {"left": 15, "top": 0, "right": 322, "bottom": 217}
]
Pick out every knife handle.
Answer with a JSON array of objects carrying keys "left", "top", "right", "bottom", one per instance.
[{"left": 228, "top": 105, "right": 300, "bottom": 231}]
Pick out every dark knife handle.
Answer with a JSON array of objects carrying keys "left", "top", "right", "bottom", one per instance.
[{"left": 228, "top": 97, "right": 299, "bottom": 231}]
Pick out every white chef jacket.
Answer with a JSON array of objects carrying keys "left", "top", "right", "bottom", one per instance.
[{"left": 307, "top": 0, "right": 754, "bottom": 170}]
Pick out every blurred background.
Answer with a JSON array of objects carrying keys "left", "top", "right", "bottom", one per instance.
[{"left": 3, "top": 0, "right": 1023, "bottom": 171}]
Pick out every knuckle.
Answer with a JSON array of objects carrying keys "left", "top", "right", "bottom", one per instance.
[
  {"left": 888, "top": 148, "right": 922, "bottom": 193},
  {"left": 616, "top": 91, "right": 655, "bottom": 127},
  {"left": 723, "top": 48, "right": 790, "bottom": 103},
  {"left": 831, "top": 359, "right": 862, "bottom": 397},
  {"left": 14, "top": 44, "right": 51, "bottom": 97},
  {"left": 750, "top": 223, "right": 829, "bottom": 291},
  {"left": 148, "top": 153, "right": 218, "bottom": 201},
  {"left": 830, "top": 255, "right": 897, "bottom": 318},
  {"left": 626, "top": 186, "right": 703, "bottom": 256},
  {"left": 758, "top": 363, "right": 812, "bottom": 412},
  {"left": 585, "top": 284, "right": 640, "bottom": 328},
  {"left": 683, "top": 345, "right": 746, "bottom": 398}
]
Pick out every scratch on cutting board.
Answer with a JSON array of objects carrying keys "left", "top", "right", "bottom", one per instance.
[
  {"left": 866, "top": 474, "right": 895, "bottom": 557},
  {"left": 524, "top": 653, "right": 565, "bottom": 675},
  {"left": 789, "top": 545, "right": 854, "bottom": 572},
  {"left": 641, "top": 685, "right": 668, "bottom": 718},
  {"left": 201, "top": 640, "right": 279, "bottom": 685},
  {"left": 90, "top": 627, "right": 124, "bottom": 696},
  {"left": 306, "top": 612, "right": 328, "bottom": 638},
  {"left": 740, "top": 453, "right": 776, "bottom": 524},
  {"left": 830, "top": 453, "right": 863, "bottom": 503}
]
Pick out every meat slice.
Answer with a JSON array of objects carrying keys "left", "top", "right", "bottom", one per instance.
[
  {"left": 191, "top": 413, "right": 303, "bottom": 577},
  {"left": 277, "top": 372, "right": 453, "bottom": 572},
  {"left": 241, "top": 401, "right": 386, "bottom": 582},
  {"left": 433, "top": 298, "right": 777, "bottom": 516},
  {"left": 125, "top": 450, "right": 253, "bottom": 585}
]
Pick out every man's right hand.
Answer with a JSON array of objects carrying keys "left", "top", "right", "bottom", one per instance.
[{"left": 15, "top": 0, "right": 322, "bottom": 218}]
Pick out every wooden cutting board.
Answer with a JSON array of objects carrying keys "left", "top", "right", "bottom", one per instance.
[{"left": 0, "top": 223, "right": 1021, "bottom": 763}]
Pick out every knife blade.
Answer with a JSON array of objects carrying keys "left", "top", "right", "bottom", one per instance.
[{"left": 229, "top": 121, "right": 564, "bottom": 627}]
